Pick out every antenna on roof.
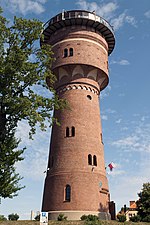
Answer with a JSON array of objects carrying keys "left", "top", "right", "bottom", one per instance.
[{"left": 62, "top": 9, "right": 65, "bottom": 20}]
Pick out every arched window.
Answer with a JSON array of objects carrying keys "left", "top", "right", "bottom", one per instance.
[
  {"left": 64, "top": 48, "right": 68, "bottom": 57},
  {"left": 88, "top": 154, "right": 92, "bottom": 165},
  {"left": 69, "top": 48, "right": 73, "bottom": 56},
  {"left": 66, "top": 127, "right": 69, "bottom": 137},
  {"left": 72, "top": 126, "right": 75, "bottom": 137},
  {"left": 100, "top": 133, "right": 103, "bottom": 144},
  {"left": 65, "top": 184, "right": 71, "bottom": 201},
  {"left": 93, "top": 155, "right": 97, "bottom": 166}
]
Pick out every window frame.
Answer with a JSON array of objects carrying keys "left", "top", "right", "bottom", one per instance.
[
  {"left": 71, "top": 126, "right": 75, "bottom": 137},
  {"left": 64, "top": 48, "right": 68, "bottom": 57},
  {"left": 88, "top": 154, "right": 92, "bottom": 165},
  {"left": 69, "top": 48, "right": 73, "bottom": 56},
  {"left": 65, "top": 184, "right": 71, "bottom": 202},
  {"left": 93, "top": 155, "right": 97, "bottom": 166},
  {"left": 66, "top": 127, "right": 69, "bottom": 137}
]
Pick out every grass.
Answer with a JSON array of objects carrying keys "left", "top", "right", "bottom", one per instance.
[{"left": 0, "top": 220, "right": 150, "bottom": 225}]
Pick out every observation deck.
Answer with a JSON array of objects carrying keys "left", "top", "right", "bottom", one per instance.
[{"left": 42, "top": 10, "right": 115, "bottom": 55}]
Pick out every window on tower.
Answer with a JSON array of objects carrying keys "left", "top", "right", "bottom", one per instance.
[
  {"left": 71, "top": 126, "right": 75, "bottom": 137},
  {"left": 48, "top": 156, "right": 54, "bottom": 168},
  {"left": 51, "top": 156, "right": 54, "bottom": 167},
  {"left": 88, "top": 154, "right": 92, "bottom": 165},
  {"left": 87, "top": 95, "right": 92, "bottom": 100},
  {"left": 66, "top": 127, "right": 69, "bottom": 137},
  {"left": 65, "top": 184, "right": 71, "bottom": 202},
  {"left": 64, "top": 48, "right": 68, "bottom": 57},
  {"left": 69, "top": 48, "right": 73, "bottom": 56},
  {"left": 100, "top": 133, "right": 103, "bottom": 144},
  {"left": 93, "top": 155, "right": 97, "bottom": 166}
]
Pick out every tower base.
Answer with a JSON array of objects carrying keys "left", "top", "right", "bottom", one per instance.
[{"left": 48, "top": 211, "right": 111, "bottom": 220}]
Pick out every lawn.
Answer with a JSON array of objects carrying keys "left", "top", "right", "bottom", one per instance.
[{"left": 0, "top": 220, "right": 150, "bottom": 225}]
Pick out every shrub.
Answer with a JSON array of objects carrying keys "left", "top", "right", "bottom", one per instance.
[
  {"left": 81, "top": 214, "right": 99, "bottom": 221},
  {"left": 142, "top": 215, "right": 150, "bottom": 222},
  {"left": 57, "top": 213, "right": 67, "bottom": 221},
  {"left": 34, "top": 214, "right": 40, "bottom": 221},
  {"left": 129, "top": 215, "right": 141, "bottom": 222},
  {"left": 81, "top": 215, "right": 88, "bottom": 220},
  {"left": 0, "top": 215, "right": 7, "bottom": 221},
  {"left": 117, "top": 214, "right": 126, "bottom": 222},
  {"left": 8, "top": 213, "right": 19, "bottom": 221},
  {"left": 87, "top": 215, "right": 99, "bottom": 221}
]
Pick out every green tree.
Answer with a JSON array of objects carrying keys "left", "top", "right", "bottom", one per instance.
[
  {"left": 0, "top": 7, "right": 66, "bottom": 199},
  {"left": 8, "top": 213, "right": 19, "bottom": 221},
  {"left": 57, "top": 213, "right": 67, "bottom": 221},
  {"left": 117, "top": 214, "right": 126, "bottom": 222},
  {"left": 136, "top": 182, "right": 150, "bottom": 222},
  {"left": 0, "top": 215, "right": 7, "bottom": 221}
]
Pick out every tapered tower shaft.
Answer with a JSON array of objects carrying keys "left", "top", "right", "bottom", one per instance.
[{"left": 41, "top": 10, "right": 115, "bottom": 220}]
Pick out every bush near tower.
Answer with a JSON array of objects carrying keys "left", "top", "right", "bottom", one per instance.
[{"left": 0, "top": 7, "right": 66, "bottom": 199}]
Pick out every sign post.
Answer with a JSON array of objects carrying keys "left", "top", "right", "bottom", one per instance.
[{"left": 40, "top": 212, "right": 48, "bottom": 225}]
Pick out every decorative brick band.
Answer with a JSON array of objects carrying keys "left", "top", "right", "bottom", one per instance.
[
  {"left": 52, "top": 37, "right": 108, "bottom": 54},
  {"left": 56, "top": 82, "right": 100, "bottom": 95}
]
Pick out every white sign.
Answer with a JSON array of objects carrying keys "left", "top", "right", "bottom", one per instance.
[{"left": 40, "top": 212, "right": 48, "bottom": 225}]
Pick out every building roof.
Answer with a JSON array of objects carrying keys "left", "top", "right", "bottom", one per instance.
[{"left": 42, "top": 10, "right": 115, "bottom": 55}]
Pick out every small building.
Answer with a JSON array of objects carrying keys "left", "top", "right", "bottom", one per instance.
[
  {"left": 125, "top": 201, "right": 138, "bottom": 221},
  {"left": 118, "top": 201, "right": 138, "bottom": 221}
]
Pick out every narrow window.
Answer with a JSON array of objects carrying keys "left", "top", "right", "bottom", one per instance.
[
  {"left": 66, "top": 127, "right": 69, "bottom": 137},
  {"left": 51, "top": 156, "right": 54, "bottom": 167},
  {"left": 72, "top": 126, "right": 75, "bottom": 137},
  {"left": 65, "top": 184, "right": 71, "bottom": 201},
  {"left": 88, "top": 154, "right": 92, "bottom": 165},
  {"left": 100, "top": 133, "right": 103, "bottom": 144},
  {"left": 69, "top": 48, "right": 73, "bottom": 56},
  {"left": 48, "top": 156, "right": 53, "bottom": 168},
  {"left": 93, "top": 155, "right": 97, "bottom": 166},
  {"left": 64, "top": 48, "right": 68, "bottom": 57}
]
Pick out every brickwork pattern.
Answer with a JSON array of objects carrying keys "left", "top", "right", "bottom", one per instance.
[{"left": 42, "top": 16, "right": 113, "bottom": 220}]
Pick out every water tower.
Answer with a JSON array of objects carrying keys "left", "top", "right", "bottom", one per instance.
[{"left": 41, "top": 10, "right": 115, "bottom": 220}]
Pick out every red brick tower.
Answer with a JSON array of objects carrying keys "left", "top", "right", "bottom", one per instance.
[{"left": 41, "top": 10, "right": 115, "bottom": 220}]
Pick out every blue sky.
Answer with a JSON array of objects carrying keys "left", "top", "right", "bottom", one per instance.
[{"left": 0, "top": 0, "right": 150, "bottom": 220}]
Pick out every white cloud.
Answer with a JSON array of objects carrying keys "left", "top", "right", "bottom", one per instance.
[
  {"left": 125, "top": 15, "right": 137, "bottom": 27},
  {"left": 111, "top": 123, "right": 150, "bottom": 153},
  {"left": 5, "top": 0, "right": 47, "bottom": 15},
  {"left": 118, "top": 93, "right": 125, "bottom": 97},
  {"left": 118, "top": 59, "right": 130, "bottom": 65},
  {"left": 16, "top": 120, "right": 51, "bottom": 180},
  {"left": 129, "top": 36, "right": 135, "bottom": 40},
  {"left": 144, "top": 10, "right": 150, "bottom": 19},
  {"left": 109, "top": 174, "right": 149, "bottom": 212},
  {"left": 108, "top": 145, "right": 150, "bottom": 212},
  {"left": 100, "top": 85, "right": 111, "bottom": 99},
  {"left": 112, "top": 135, "right": 140, "bottom": 149},
  {"left": 76, "top": 0, "right": 118, "bottom": 20},
  {"left": 110, "top": 59, "right": 130, "bottom": 65},
  {"left": 110, "top": 12, "right": 126, "bottom": 30},
  {"left": 101, "top": 114, "right": 108, "bottom": 121},
  {"left": 76, "top": 1, "right": 138, "bottom": 30},
  {"left": 111, "top": 12, "right": 137, "bottom": 30},
  {"left": 106, "top": 108, "right": 116, "bottom": 114},
  {"left": 121, "top": 126, "right": 128, "bottom": 131},
  {"left": 116, "top": 118, "right": 122, "bottom": 124}
]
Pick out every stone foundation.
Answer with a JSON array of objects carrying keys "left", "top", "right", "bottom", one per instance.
[{"left": 48, "top": 211, "right": 111, "bottom": 220}]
